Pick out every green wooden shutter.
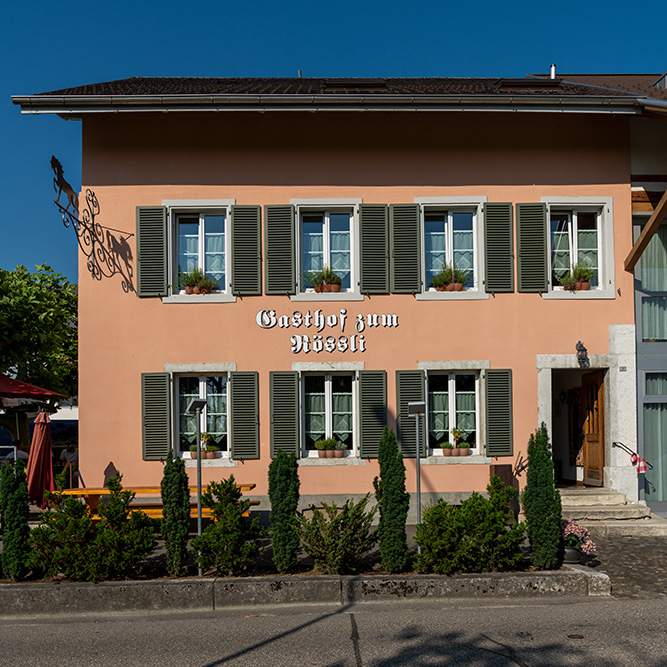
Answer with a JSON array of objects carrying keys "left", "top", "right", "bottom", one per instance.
[
  {"left": 396, "top": 370, "right": 425, "bottom": 457},
  {"left": 141, "top": 372, "right": 171, "bottom": 460},
  {"left": 485, "top": 369, "right": 513, "bottom": 457},
  {"left": 485, "top": 203, "right": 514, "bottom": 293},
  {"left": 359, "top": 371, "right": 387, "bottom": 458},
  {"left": 270, "top": 371, "right": 300, "bottom": 456},
  {"left": 390, "top": 204, "right": 421, "bottom": 293},
  {"left": 229, "top": 371, "right": 259, "bottom": 459},
  {"left": 136, "top": 206, "right": 167, "bottom": 297},
  {"left": 360, "top": 204, "right": 389, "bottom": 294},
  {"left": 265, "top": 205, "right": 295, "bottom": 295},
  {"left": 231, "top": 206, "right": 261, "bottom": 296},
  {"left": 516, "top": 203, "right": 547, "bottom": 293}
]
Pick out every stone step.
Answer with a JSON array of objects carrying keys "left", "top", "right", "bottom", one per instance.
[
  {"left": 581, "top": 515, "right": 667, "bottom": 537},
  {"left": 558, "top": 489, "right": 628, "bottom": 507},
  {"left": 562, "top": 504, "right": 652, "bottom": 521}
]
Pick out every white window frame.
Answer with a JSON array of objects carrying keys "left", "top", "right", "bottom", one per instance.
[
  {"left": 425, "top": 371, "right": 481, "bottom": 455},
  {"left": 300, "top": 372, "right": 357, "bottom": 458},
  {"left": 291, "top": 198, "right": 363, "bottom": 302},
  {"left": 415, "top": 196, "right": 488, "bottom": 301},
  {"left": 542, "top": 196, "right": 615, "bottom": 300},
  {"left": 173, "top": 373, "right": 230, "bottom": 460},
  {"left": 163, "top": 199, "right": 237, "bottom": 304}
]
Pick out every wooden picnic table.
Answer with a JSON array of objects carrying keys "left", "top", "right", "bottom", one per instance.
[{"left": 60, "top": 483, "right": 256, "bottom": 515}]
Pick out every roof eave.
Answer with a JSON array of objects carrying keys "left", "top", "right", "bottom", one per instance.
[{"left": 11, "top": 93, "right": 644, "bottom": 116}]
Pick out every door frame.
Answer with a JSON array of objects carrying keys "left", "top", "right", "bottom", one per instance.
[{"left": 582, "top": 370, "right": 605, "bottom": 487}]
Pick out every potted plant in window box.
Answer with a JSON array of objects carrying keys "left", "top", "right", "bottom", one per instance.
[
  {"left": 430, "top": 264, "right": 454, "bottom": 291},
  {"left": 559, "top": 271, "right": 577, "bottom": 291},
  {"left": 189, "top": 444, "right": 200, "bottom": 460},
  {"left": 452, "top": 265, "right": 471, "bottom": 291},
  {"left": 314, "top": 438, "right": 328, "bottom": 458},
  {"left": 181, "top": 267, "right": 204, "bottom": 294},
  {"left": 334, "top": 440, "right": 347, "bottom": 458},
  {"left": 456, "top": 442, "right": 470, "bottom": 457},
  {"left": 197, "top": 275, "right": 218, "bottom": 295},
  {"left": 305, "top": 266, "right": 342, "bottom": 293},
  {"left": 205, "top": 444, "right": 219, "bottom": 459},
  {"left": 440, "top": 442, "right": 454, "bottom": 456},
  {"left": 572, "top": 263, "right": 595, "bottom": 291}
]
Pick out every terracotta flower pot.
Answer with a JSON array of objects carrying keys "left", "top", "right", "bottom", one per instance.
[
  {"left": 453, "top": 283, "right": 463, "bottom": 291},
  {"left": 441, "top": 447, "right": 452, "bottom": 456},
  {"left": 452, "top": 448, "right": 461, "bottom": 456},
  {"left": 317, "top": 449, "right": 326, "bottom": 458},
  {"left": 314, "top": 285, "right": 323, "bottom": 293},
  {"left": 575, "top": 282, "right": 590, "bottom": 291},
  {"left": 206, "top": 451, "right": 216, "bottom": 459},
  {"left": 325, "top": 449, "right": 335, "bottom": 458},
  {"left": 193, "top": 286, "right": 201, "bottom": 294},
  {"left": 457, "top": 447, "right": 470, "bottom": 457},
  {"left": 190, "top": 451, "right": 198, "bottom": 459},
  {"left": 184, "top": 285, "right": 194, "bottom": 295},
  {"left": 445, "top": 283, "right": 455, "bottom": 291},
  {"left": 436, "top": 285, "right": 447, "bottom": 292},
  {"left": 334, "top": 449, "right": 344, "bottom": 458}
]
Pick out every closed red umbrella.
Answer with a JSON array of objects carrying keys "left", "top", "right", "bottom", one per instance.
[{"left": 26, "top": 412, "right": 55, "bottom": 508}]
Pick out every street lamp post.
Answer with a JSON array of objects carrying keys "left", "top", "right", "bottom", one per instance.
[
  {"left": 185, "top": 397, "right": 207, "bottom": 577},
  {"left": 407, "top": 401, "right": 426, "bottom": 554}
]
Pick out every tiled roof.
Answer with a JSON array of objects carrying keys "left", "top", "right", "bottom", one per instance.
[
  {"left": 35, "top": 76, "right": 638, "bottom": 98},
  {"left": 531, "top": 73, "right": 667, "bottom": 101}
]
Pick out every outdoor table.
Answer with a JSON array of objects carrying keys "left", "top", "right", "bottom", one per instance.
[{"left": 60, "top": 483, "right": 256, "bottom": 515}]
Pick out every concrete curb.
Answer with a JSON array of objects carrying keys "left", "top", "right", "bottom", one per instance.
[{"left": 0, "top": 568, "right": 610, "bottom": 617}]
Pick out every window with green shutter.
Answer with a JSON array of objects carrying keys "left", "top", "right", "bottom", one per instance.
[
  {"left": 230, "top": 371, "right": 259, "bottom": 459},
  {"left": 137, "top": 207, "right": 168, "bottom": 297},
  {"left": 396, "top": 370, "right": 426, "bottom": 457},
  {"left": 359, "top": 370, "right": 387, "bottom": 457},
  {"left": 270, "top": 371, "right": 300, "bottom": 456},
  {"left": 484, "top": 203, "right": 514, "bottom": 292},
  {"left": 265, "top": 205, "right": 295, "bottom": 295},
  {"left": 359, "top": 205, "right": 389, "bottom": 294},
  {"left": 231, "top": 206, "right": 261, "bottom": 296},
  {"left": 141, "top": 372, "right": 171, "bottom": 460},
  {"left": 390, "top": 204, "right": 421, "bottom": 293},
  {"left": 485, "top": 369, "right": 513, "bottom": 457},
  {"left": 516, "top": 203, "right": 547, "bottom": 292}
]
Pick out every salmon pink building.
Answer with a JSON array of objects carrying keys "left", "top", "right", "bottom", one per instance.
[{"left": 13, "top": 73, "right": 667, "bottom": 513}]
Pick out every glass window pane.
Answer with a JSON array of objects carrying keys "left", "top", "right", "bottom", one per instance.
[
  {"left": 642, "top": 226, "right": 667, "bottom": 292},
  {"left": 644, "top": 403, "right": 667, "bottom": 500},
  {"left": 647, "top": 373, "right": 667, "bottom": 396},
  {"left": 550, "top": 213, "right": 570, "bottom": 286},
  {"left": 424, "top": 213, "right": 446, "bottom": 289},
  {"left": 302, "top": 215, "right": 324, "bottom": 288},
  {"left": 332, "top": 375, "right": 353, "bottom": 447},
  {"left": 643, "top": 297, "right": 667, "bottom": 342},
  {"left": 428, "top": 374, "right": 449, "bottom": 447},
  {"left": 204, "top": 215, "right": 225, "bottom": 289},
  {"left": 178, "top": 377, "right": 199, "bottom": 451},
  {"left": 455, "top": 374, "right": 476, "bottom": 446},
  {"left": 178, "top": 219, "right": 200, "bottom": 276},
  {"left": 304, "top": 375, "right": 325, "bottom": 449}
]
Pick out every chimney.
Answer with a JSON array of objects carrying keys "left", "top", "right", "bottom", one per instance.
[{"left": 550, "top": 64, "right": 557, "bottom": 80}]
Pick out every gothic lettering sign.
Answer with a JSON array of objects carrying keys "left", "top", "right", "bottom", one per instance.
[{"left": 255, "top": 308, "right": 399, "bottom": 354}]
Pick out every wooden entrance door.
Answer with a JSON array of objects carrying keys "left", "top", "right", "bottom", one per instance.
[{"left": 582, "top": 370, "right": 605, "bottom": 487}]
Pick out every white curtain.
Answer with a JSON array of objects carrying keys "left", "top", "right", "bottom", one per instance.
[{"left": 644, "top": 403, "right": 667, "bottom": 501}]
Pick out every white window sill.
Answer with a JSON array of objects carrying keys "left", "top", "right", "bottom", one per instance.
[
  {"left": 416, "top": 290, "right": 489, "bottom": 301},
  {"left": 421, "top": 454, "right": 491, "bottom": 465},
  {"left": 184, "top": 457, "right": 237, "bottom": 468},
  {"left": 541, "top": 289, "right": 615, "bottom": 300},
  {"left": 291, "top": 292, "right": 365, "bottom": 302},
  {"left": 299, "top": 457, "right": 366, "bottom": 466},
  {"left": 162, "top": 293, "right": 237, "bottom": 304}
]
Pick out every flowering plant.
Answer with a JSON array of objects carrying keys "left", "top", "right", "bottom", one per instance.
[{"left": 562, "top": 520, "right": 597, "bottom": 555}]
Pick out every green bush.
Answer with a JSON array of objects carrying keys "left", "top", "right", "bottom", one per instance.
[
  {"left": 28, "top": 473, "right": 156, "bottom": 581},
  {"left": 268, "top": 450, "right": 300, "bottom": 573},
  {"left": 28, "top": 492, "right": 98, "bottom": 580},
  {"left": 415, "top": 476, "right": 526, "bottom": 575},
  {"left": 190, "top": 475, "right": 265, "bottom": 575},
  {"left": 161, "top": 451, "right": 191, "bottom": 576},
  {"left": 0, "top": 460, "right": 30, "bottom": 581},
  {"left": 0, "top": 462, "right": 13, "bottom": 535},
  {"left": 299, "top": 496, "right": 377, "bottom": 574},
  {"left": 373, "top": 427, "right": 410, "bottom": 573},
  {"left": 525, "top": 423, "right": 562, "bottom": 570}
]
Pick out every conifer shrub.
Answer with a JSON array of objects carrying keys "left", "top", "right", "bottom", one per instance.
[
  {"left": 524, "top": 423, "right": 562, "bottom": 570},
  {"left": 373, "top": 427, "right": 410, "bottom": 573},
  {"left": 0, "top": 460, "right": 30, "bottom": 581},
  {"left": 0, "top": 461, "right": 13, "bottom": 535},
  {"left": 268, "top": 449, "right": 300, "bottom": 573},
  {"left": 415, "top": 476, "right": 526, "bottom": 575},
  {"left": 298, "top": 496, "right": 378, "bottom": 574},
  {"left": 160, "top": 451, "right": 190, "bottom": 576},
  {"left": 191, "top": 475, "right": 265, "bottom": 575}
]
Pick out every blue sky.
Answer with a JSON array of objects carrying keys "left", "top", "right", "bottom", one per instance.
[{"left": 2, "top": 0, "right": 666, "bottom": 283}]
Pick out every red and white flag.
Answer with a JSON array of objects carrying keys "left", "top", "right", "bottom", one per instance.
[{"left": 631, "top": 453, "right": 648, "bottom": 474}]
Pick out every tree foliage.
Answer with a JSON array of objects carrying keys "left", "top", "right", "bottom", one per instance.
[
  {"left": 524, "top": 423, "right": 562, "bottom": 570},
  {"left": 160, "top": 451, "right": 191, "bottom": 576},
  {"left": 268, "top": 450, "right": 300, "bottom": 573},
  {"left": 373, "top": 427, "right": 410, "bottom": 573},
  {"left": 0, "top": 263, "right": 77, "bottom": 396}
]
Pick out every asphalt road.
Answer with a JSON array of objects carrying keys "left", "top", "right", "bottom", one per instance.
[{"left": 2, "top": 597, "right": 666, "bottom": 667}]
